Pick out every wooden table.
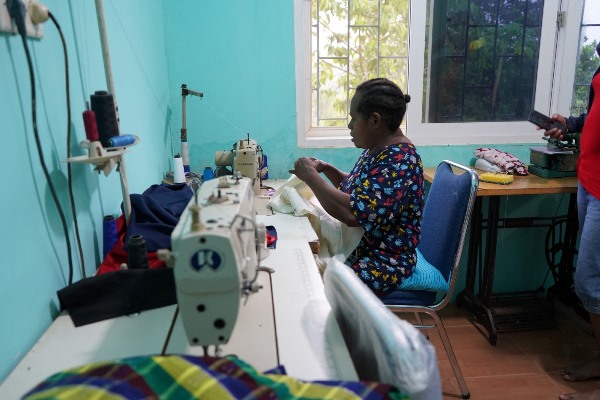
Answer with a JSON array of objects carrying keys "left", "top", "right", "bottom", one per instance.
[{"left": 424, "top": 167, "right": 579, "bottom": 345}]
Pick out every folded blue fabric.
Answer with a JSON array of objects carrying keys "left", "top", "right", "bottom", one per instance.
[{"left": 398, "top": 248, "right": 449, "bottom": 293}]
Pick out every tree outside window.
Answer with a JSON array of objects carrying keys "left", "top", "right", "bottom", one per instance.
[
  {"left": 570, "top": 0, "right": 600, "bottom": 117},
  {"left": 311, "top": 0, "right": 409, "bottom": 128},
  {"left": 426, "top": 0, "right": 543, "bottom": 123},
  {"left": 298, "top": 0, "right": 591, "bottom": 146}
]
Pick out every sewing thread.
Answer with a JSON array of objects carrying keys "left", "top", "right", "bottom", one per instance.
[
  {"left": 90, "top": 90, "right": 120, "bottom": 147},
  {"left": 127, "top": 235, "right": 148, "bottom": 270},
  {"left": 173, "top": 154, "right": 186, "bottom": 183},
  {"left": 108, "top": 134, "right": 136, "bottom": 148},
  {"left": 102, "top": 215, "right": 118, "bottom": 259}
]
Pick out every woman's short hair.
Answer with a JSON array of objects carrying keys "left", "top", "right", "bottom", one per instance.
[{"left": 355, "top": 78, "right": 411, "bottom": 131}]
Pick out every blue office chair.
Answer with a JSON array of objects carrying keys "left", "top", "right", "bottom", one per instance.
[{"left": 381, "top": 160, "right": 479, "bottom": 400}]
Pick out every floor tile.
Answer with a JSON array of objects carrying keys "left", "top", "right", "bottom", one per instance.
[
  {"left": 421, "top": 303, "right": 599, "bottom": 399},
  {"left": 458, "top": 373, "right": 561, "bottom": 399}
]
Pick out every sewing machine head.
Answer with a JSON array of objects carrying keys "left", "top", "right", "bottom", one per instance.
[
  {"left": 214, "top": 135, "right": 266, "bottom": 195},
  {"left": 170, "top": 175, "right": 266, "bottom": 349}
]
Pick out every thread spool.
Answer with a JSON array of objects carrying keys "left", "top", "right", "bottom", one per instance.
[
  {"left": 173, "top": 154, "right": 186, "bottom": 183},
  {"left": 90, "top": 90, "right": 120, "bottom": 147},
  {"left": 202, "top": 166, "right": 214, "bottom": 181},
  {"left": 102, "top": 215, "right": 118, "bottom": 259},
  {"left": 108, "top": 134, "right": 136, "bottom": 148},
  {"left": 82, "top": 109, "right": 99, "bottom": 142},
  {"left": 127, "top": 235, "right": 148, "bottom": 269},
  {"left": 181, "top": 141, "right": 190, "bottom": 172}
]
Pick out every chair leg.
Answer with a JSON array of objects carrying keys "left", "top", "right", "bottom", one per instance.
[
  {"left": 414, "top": 312, "right": 423, "bottom": 324},
  {"left": 429, "top": 312, "right": 470, "bottom": 399},
  {"left": 414, "top": 312, "right": 429, "bottom": 339}
]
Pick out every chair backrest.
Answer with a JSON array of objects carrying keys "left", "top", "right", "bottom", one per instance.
[
  {"left": 419, "top": 160, "right": 478, "bottom": 288},
  {"left": 323, "top": 258, "right": 442, "bottom": 400}
]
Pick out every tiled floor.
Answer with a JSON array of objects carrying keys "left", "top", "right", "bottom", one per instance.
[{"left": 410, "top": 302, "right": 600, "bottom": 399}]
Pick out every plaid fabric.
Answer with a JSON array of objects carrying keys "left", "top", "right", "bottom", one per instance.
[{"left": 23, "top": 355, "right": 409, "bottom": 400}]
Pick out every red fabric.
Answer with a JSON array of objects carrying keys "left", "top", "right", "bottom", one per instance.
[
  {"left": 266, "top": 232, "right": 276, "bottom": 247},
  {"left": 579, "top": 73, "right": 600, "bottom": 200},
  {"left": 97, "top": 215, "right": 166, "bottom": 275}
]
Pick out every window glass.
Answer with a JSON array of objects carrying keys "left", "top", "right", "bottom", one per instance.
[
  {"left": 296, "top": 0, "right": 573, "bottom": 146},
  {"left": 311, "top": 0, "right": 410, "bottom": 129},
  {"left": 570, "top": 0, "right": 600, "bottom": 116},
  {"left": 425, "top": 0, "right": 544, "bottom": 123}
]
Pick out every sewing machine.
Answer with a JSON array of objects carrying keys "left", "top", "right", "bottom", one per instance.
[
  {"left": 215, "top": 135, "right": 265, "bottom": 195},
  {"left": 528, "top": 132, "right": 580, "bottom": 178},
  {"left": 164, "top": 175, "right": 267, "bottom": 351}
]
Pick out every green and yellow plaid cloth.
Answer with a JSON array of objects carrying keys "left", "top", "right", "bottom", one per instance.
[{"left": 23, "top": 354, "right": 409, "bottom": 399}]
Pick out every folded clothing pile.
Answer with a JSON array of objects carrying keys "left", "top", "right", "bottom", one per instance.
[{"left": 474, "top": 147, "right": 528, "bottom": 175}]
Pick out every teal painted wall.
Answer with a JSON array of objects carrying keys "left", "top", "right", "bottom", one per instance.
[
  {"left": 0, "top": 0, "right": 170, "bottom": 381},
  {"left": 0, "top": 0, "right": 571, "bottom": 386},
  {"left": 161, "top": 1, "right": 567, "bottom": 299}
]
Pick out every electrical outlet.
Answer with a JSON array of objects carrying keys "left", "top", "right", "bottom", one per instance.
[{"left": 0, "top": 0, "right": 44, "bottom": 38}]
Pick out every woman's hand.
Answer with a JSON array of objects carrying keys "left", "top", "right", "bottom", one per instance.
[{"left": 290, "top": 157, "right": 326, "bottom": 181}]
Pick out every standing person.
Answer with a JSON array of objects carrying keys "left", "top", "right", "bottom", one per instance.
[
  {"left": 291, "top": 78, "right": 424, "bottom": 297},
  {"left": 546, "top": 43, "right": 600, "bottom": 400}
]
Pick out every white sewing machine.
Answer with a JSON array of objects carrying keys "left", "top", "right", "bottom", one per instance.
[
  {"left": 163, "top": 175, "right": 267, "bottom": 351},
  {"left": 215, "top": 135, "right": 265, "bottom": 195}
]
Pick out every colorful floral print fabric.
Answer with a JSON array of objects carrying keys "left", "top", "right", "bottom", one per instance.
[{"left": 339, "top": 143, "right": 424, "bottom": 296}]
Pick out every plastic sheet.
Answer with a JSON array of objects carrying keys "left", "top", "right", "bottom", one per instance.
[{"left": 324, "top": 258, "right": 442, "bottom": 400}]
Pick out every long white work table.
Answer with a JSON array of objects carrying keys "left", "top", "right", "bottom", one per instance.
[{"left": 0, "top": 212, "right": 357, "bottom": 398}]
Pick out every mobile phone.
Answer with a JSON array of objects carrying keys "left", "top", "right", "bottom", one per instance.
[{"left": 528, "top": 110, "right": 567, "bottom": 132}]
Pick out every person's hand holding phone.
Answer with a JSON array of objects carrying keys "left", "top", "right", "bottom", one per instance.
[{"left": 545, "top": 114, "right": 567, "bottom": 141}]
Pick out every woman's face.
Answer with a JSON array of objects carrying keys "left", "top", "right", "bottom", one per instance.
[{"left": 348, "top": 93, "right": 372, "bottom": 149}]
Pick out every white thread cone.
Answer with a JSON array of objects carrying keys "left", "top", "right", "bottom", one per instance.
[{"left": 173, "top": 155, "right": 186, "bottom": 183}]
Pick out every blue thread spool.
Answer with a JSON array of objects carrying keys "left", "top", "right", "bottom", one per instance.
[
  {"left": 107, "top": 134, "right": 136, "bottom": 148},
  {"left": 102, "top": 215, "right": 118, "bottom": 259},
  {"left": 203, "top": 166, "right": 214, "bottom": 181}
]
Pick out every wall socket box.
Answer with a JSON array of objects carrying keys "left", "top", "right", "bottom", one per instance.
[{"left": 0, "top": 0, "right": 44, "bottom": 39}]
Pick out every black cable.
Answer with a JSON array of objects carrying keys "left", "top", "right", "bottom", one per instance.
[
  {"left": 19, "top": 27, "right": 74, "bottom": 286},
  {"left": 49, "top": 11, "right": 86, "bottom": 279}
]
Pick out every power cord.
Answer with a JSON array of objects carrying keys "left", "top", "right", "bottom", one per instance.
[
  {"left": 47, "top": 10, "right": 87, "bottom": 279},
  {"left": 28, "top": 3, "right": 86, "bottom": 279},
  {"left": 8, "top": 0, "right": 75, "bottom": 285}
]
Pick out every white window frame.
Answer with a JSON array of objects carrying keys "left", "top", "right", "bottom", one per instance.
[
  {"left": 553, "top": 0, "right": 586, "bottom": 115},
  {"left": 294, "top": 0, "right": 584, "bottom": 148}
]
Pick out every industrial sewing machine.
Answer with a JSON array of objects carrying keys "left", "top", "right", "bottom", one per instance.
[
  {"left": 162, "top": 175, "right": 268, "bottom": 353},
  {"left": 528, "top": 132, "right": 580, "bottom": 178},
  {"left": 215, "top": 135, "right": 266, "bottom": 195}
]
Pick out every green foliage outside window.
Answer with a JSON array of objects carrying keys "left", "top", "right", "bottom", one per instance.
[
  {"left": 311, "top": 0, "right": 598, "bottom": 129},
  {"left": 312, "top": 0, "right": 409, "bottom": 128},
  {"left": 571, "top": 38, "right": 599, "bottom": 117}
]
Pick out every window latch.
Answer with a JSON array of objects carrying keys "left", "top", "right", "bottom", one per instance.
[{"left": 557, "top": 11, "right": 566, "bottom": 28}]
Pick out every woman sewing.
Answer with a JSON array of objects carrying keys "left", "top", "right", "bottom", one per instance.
[{"left": 291, "top": 78, "right": 424, "bottom": 297}]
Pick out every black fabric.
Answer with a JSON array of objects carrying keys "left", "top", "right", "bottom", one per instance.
[{"left": 57, "top": 268, "right": 176, "bottom": 327}]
